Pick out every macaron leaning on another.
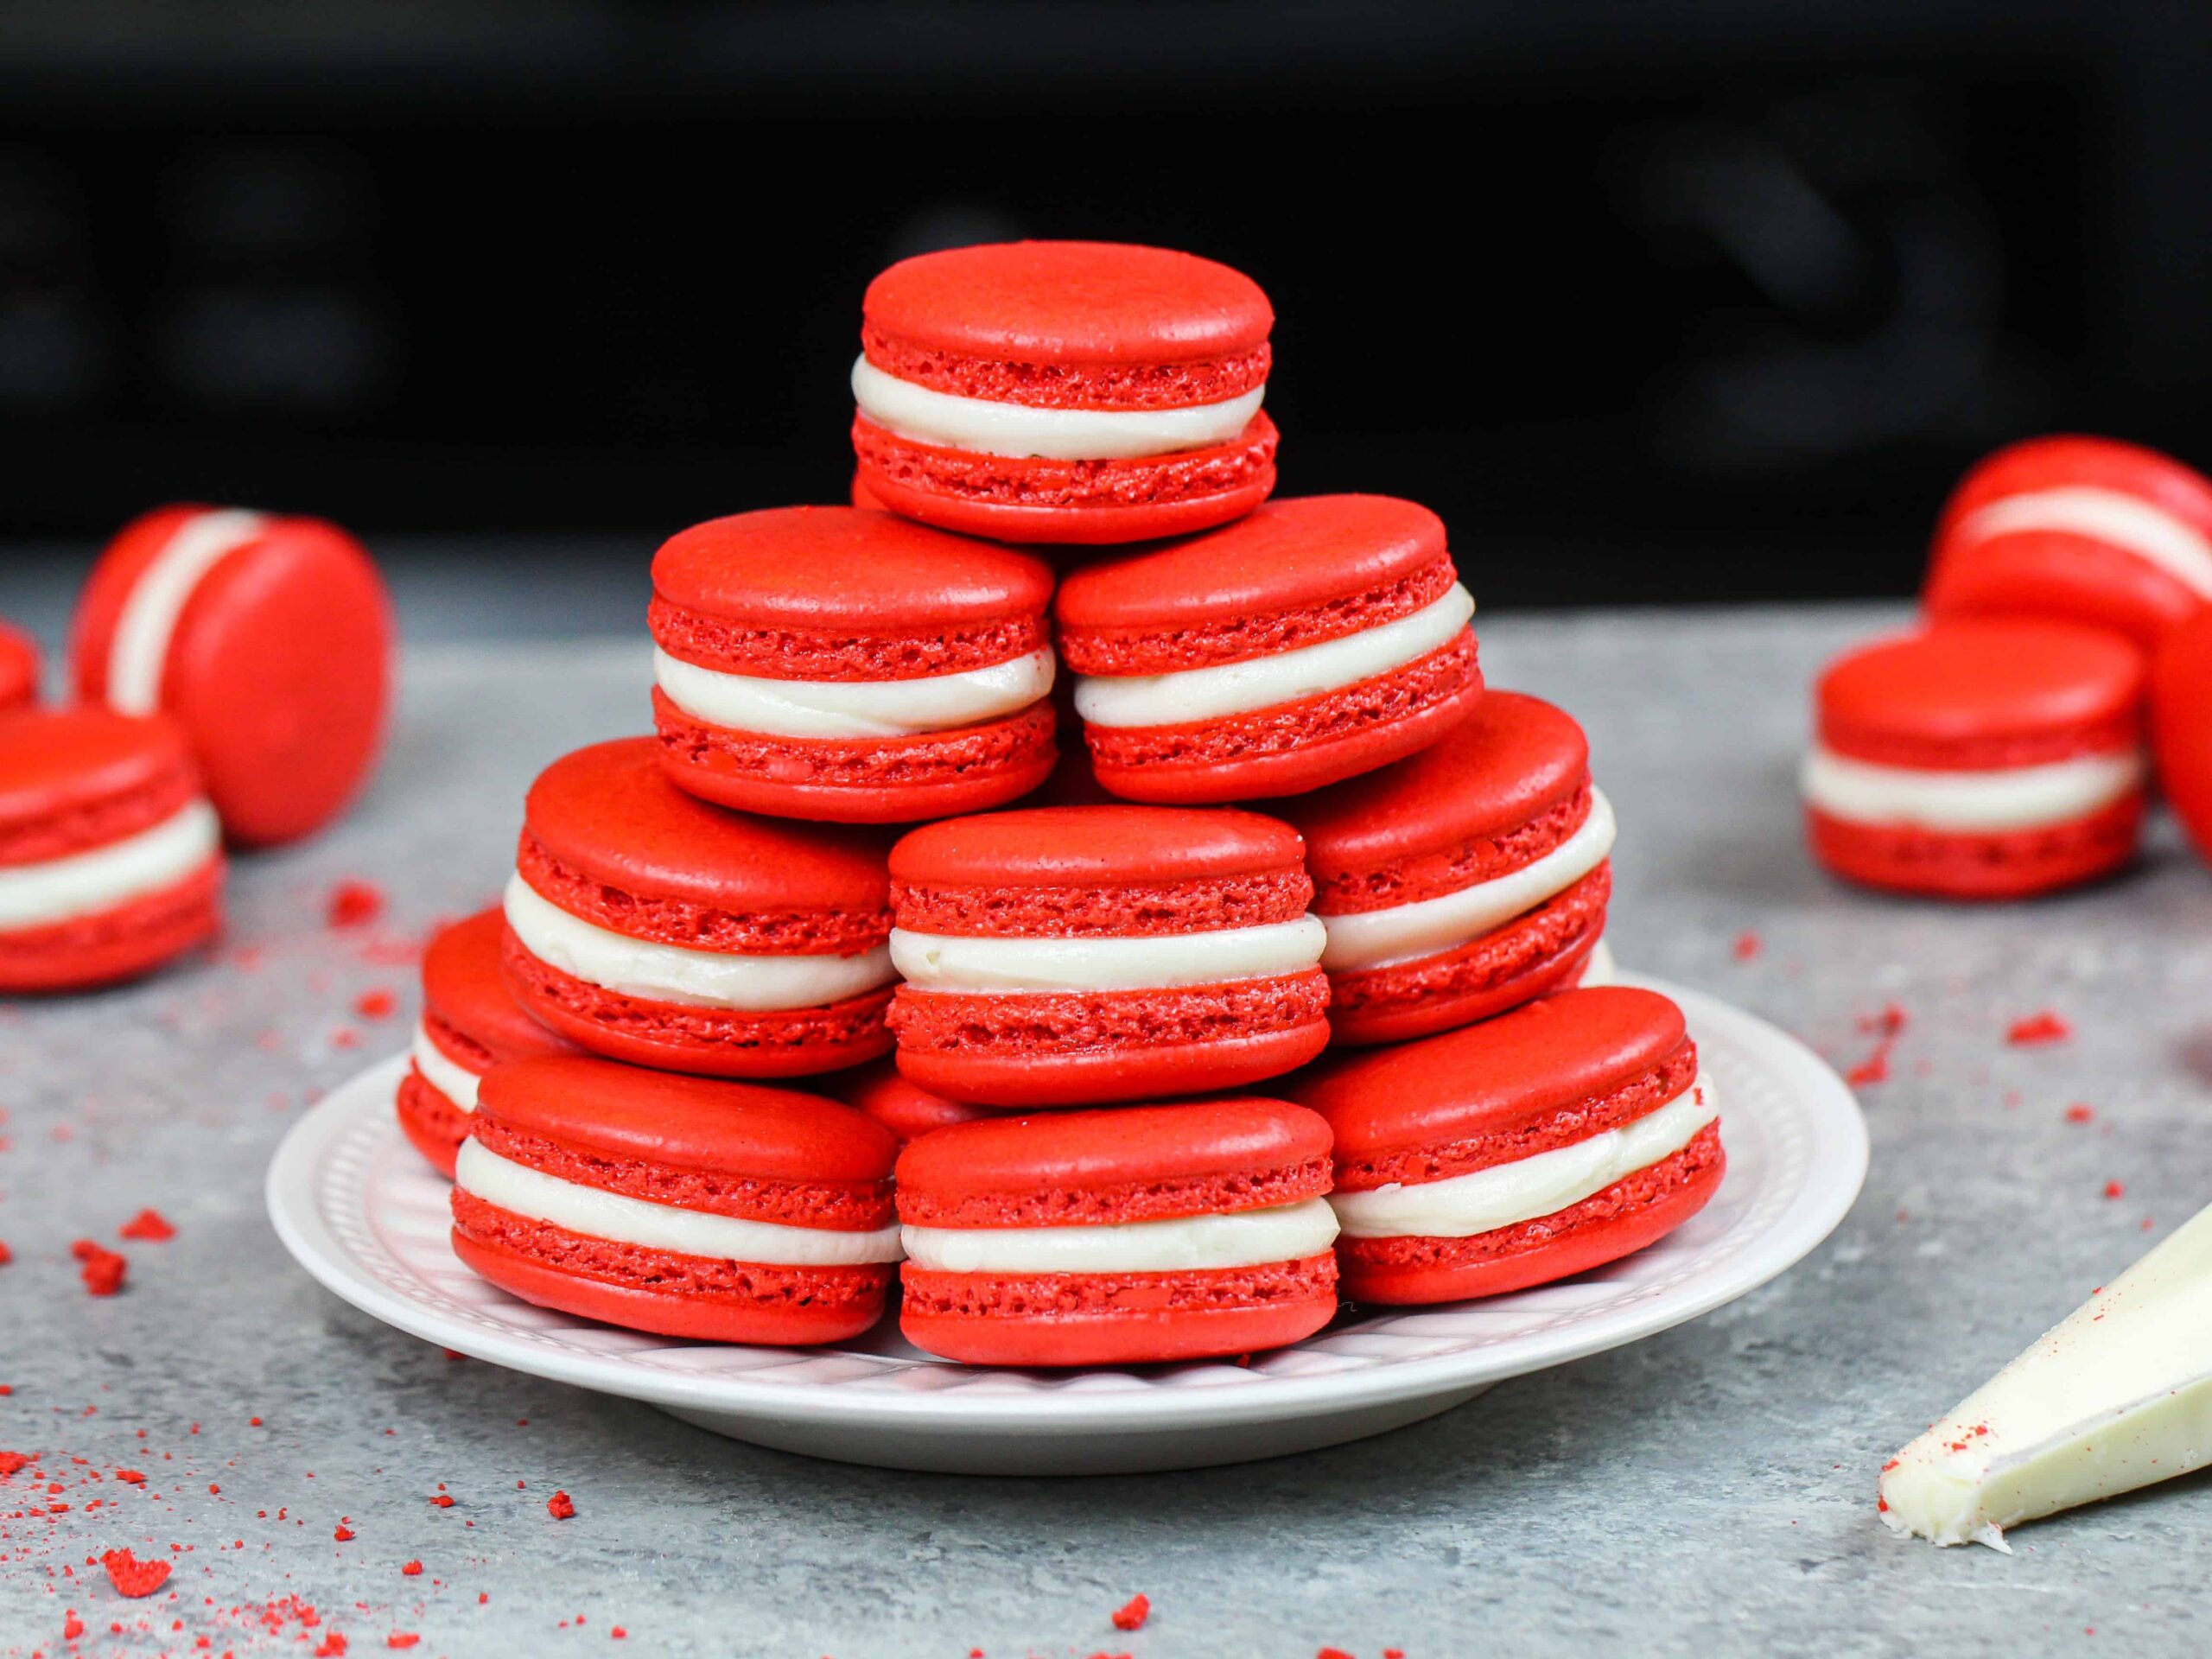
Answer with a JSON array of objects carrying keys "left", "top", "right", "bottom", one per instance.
[
  {"left": 850, "top": 239, "right": 1279, "bottom": 545},
  {"left": 1281, "top": 689, "right": 1615, "bottom": 1046},
  {"left": 1924, "top": 435, "right": 2212, "bottom": 650},
  {"left": 1802, "top": 620, "right": 2149, "bottom": 899},
  {"left": 0, "top": 709, "right": 223, "bottom": 991},
  {"left": 1055, "top": 494, "right": 1484, "bottom": 802},
  {"left": 821, "top": 1055, "right": 994, "bottom": 1146},
  {"left": 887, "top": 804, "right": 1331, "bottom": 1107},
  {"left": 451, "top": 1057, "right": 901, "bottom": 1344},
  {"left": 648, "top": 506, "right": 1058, "bottom": 822},
  {"left": 500, "top": 738, "right": 898, "bottom": 1077},
  {"left": 71, "top": 504, "right": 394, "bottom": 846},
  {"left": 895, "top": 1097, "right": 1341, "bottom": 1366},
  {"left": 397, "top": 907, "right": 582, "bottom": 1178},
  {"left": 1289, "top": 987, "right": 1724, "bottom": 1305}
]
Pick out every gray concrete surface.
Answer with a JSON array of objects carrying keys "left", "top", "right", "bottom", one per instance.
[{"left": 3, "top": 594, "right": 2209, "bottom": 1657}]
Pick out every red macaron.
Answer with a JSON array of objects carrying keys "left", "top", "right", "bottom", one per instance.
[
  {"left": 887, "top": 805, "right": 1331, "bottom": 1107},
  {"left": 0, "top": 709, "right": 223, "bottom": 990},
  {"left": 397, "top": 908, "right": 582, "bottom": 1177},
  {"left": 2153, "top": 607, "right": 2212, "bottom": 867},
  {"left": 500, "top": 738, "right": 898, "bottom": 1077},
  {"left": 895, "top": 1097, "right": 1341, "bottom": 1366},
  {"left": 821, "top": 1056, "right": 994, "bottom": 1146},
  {"left": 451, "top": 1056, "right": 901, "bottom": 1344},
  {"left": 1281, "top": 690, "right": 1613, "bottom": 1046},
  {"left": 1924, "top": 435, "right": 2212, "bottom": 650},
  {"left": 648, "top": 506, "right": 1058, "bottom": 822},
  {"left": 71, "top": 504, "right": 393, "bottom": 847},
  {"left": 1804, "top": 620, "right": 2148, "bottom": 899},
  {"left": 0, "top": 622, "right": 39, "bottom": 713},
  {"left": 1055, "top": 495, "right": 1483, "bottom": 802},
  {"left": 850, "top": 240, "right": 1279, "bottom": 545},
  {"left": 1290, "top": 987, "right": 1724, "bottom": 1305}
]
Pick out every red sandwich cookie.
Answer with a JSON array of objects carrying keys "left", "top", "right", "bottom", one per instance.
[
  {"left": 649, "top": 506, "right": 1057, "bottom": 822},
  {"left": 1803, "top": 620, "right": 2148, "bottom": 899},
  {"left": 501, "top": 738, "right": 897, "bottom": 1077},
  {"left": 2154, "top": 607, "right": 2212, "bottom": 867},
  {"left": 0, "top": 622, "right": 39, "bottom": 713},
  {"left": 1281, "top": 690, "right": 1613, "bottom": 1046},
  {"left": 850, "top": 240, "right": 1278, "bottom": 545},
  {"left": 822, "top": 1056, "right": 993, "bottom": 1146},
  {"left": 895, "top": 1097, "right": 1340, "bottom": 1366},
  {"left": 71, "top": 504, "right": 393, "bottom": 846},
  {"left": 1055, "top": 495, "right": 1483, "bottom": 802},
  {"left": 1291, "top": 987, "right": 1723, "bottom": 1305},
  {"left": 0, "top": 709, "right": 223, "bottom": 990},
  {"left": 451, "top": 1057, "right": 901, "bottom": 1344},
  {"left": 397, "top": 908, "right": 582, "bottom": 1177},
  {"left": 887, "top": 805, "right": 1330, "bottom": 1107}
]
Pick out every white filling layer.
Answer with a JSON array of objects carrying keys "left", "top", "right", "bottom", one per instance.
[
  {"left": 902, "top": 1197, "right": 1338, "bottom": 1274},
  {"left": 455, "top": 1140, "right": 904, "bottom": 1265},
  {"left": 107, "top": 508, "right": 270, "bottom": 715},
  {"left": 1800, "top": 745, "right": 2146, "bottom": 833},
  {"left": 0, "top": 799, "right": 219, "bottom": 931},
  {"left": 1577, "top": 938, "right": 1618, "bottom": 988},
  {"left": 502, "top": 874, "right": 894, "bottom": 1012},
  {"left": 1880, "top": 1197, "right": 2212, "bottom": 1551},
  {"left": 1954, "top": 486, "right": 2212, "bottom": 601},
  {"left": 851, "top": 354, "right": 1265, "bottom": 461},
  {"left": 410, "top": 1020, "right": 483, "bottom": 1113},
  {"left": 652, "top": 645, "right": 1053, "bottom": 740},
  {"left": 1329, "top": 1074, "right": 1718, "bottom": 1240},
  {"left": 891, "top": 913, "right": 1326, "bottom": 995},
  {"left": 1320, "top": 789, "right": 1617, "bottom": 972},
  {"left": 1074, "top": 584, "right": 1474, "bottom": 730}
]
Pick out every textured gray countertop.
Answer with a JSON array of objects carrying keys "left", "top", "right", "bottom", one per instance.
[{"left": 3, "top": 590, "right": 2209, "bottom": 1658}]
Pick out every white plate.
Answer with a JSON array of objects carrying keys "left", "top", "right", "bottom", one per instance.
[{"left": 266, "top": 976, "right": 1866, "bottom": 1475}]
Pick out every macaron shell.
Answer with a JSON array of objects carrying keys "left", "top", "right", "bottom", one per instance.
[
  {"left": 0, "top": 857, "right": 223, "bottom": 993},
  {"left": 890, "top": 804, "right": 1306, "bottom": 891},
  {"left": 1806, "top": 795, "right": 2143, "bottom": 900},
  {"left": 893, "top": 1013, "right": 1330, "bottom": 1109},
  {"left": 1325, "top": 890, "right": 1607, "bottom": 1047},
  {"left": 823, "top": 1056, "right": 995, "bottom": 1144},
  {"left": 853, "top": 442, "right": 1277, "bottom": 546},
  {"left": 2154, "top": 607, "right": 2212, "bottom": 865},
  {"left": 422, "top": 909, "right": 582, "bottom": 1061},
  {"left": 0, "top": 622, "right": 40, "bottom": 712},
  {"left": 0, "top": 708, "right": 199, "bottom": 848},
  {"left": 396, "top": 1069, "right": 469, "bottom": 1179}
]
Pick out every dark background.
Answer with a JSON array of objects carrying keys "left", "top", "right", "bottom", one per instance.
[{"left": 5, "top": 0, "right": 2211, "bottom": 606}]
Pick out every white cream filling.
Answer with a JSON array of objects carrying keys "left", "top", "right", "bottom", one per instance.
[
  {"left": 1074, "top": 584, "right": 1474, "bottom": 730},
  {"left": 502, "top": 874, "right": 893, "bottom": 1012},
  {"left": 410, "top": 1020, "right": 483, "bottom": 1113},
  {"left": 1330, "top": 1073, "right": 1718, "bottom": 1241},
  {"left": 652, "top": 645, "right": 1053, "bottom": 740},
  {"left": 1577, "top": 938, "right": 1618, "bottom": 988},
  {"left": 1801, "top": 745, "right": 2146, "bottom": 833},
  {"left": 455, "top": 1140, "right": 903, "bottom": 1265},
  {"left": 1953, "top": 486, "right": 2212, "bottom": 601},
  {"left": 107, "top": 508, "right": 270, "bottom": 715},
  {"left": 891, "top": 913, "right": 1325, "bottom": 995},
  {"left": 902, "top": 1197, "right": 1338, "bottom": 1274},
  {"left": 851, "top": 354, "right": 1265, "bottom": 461},
  {"left": 0, "top": 799, "right": 219, "bottom": 931},
  {"left": 1319, "top": 789, "right": 1617, "bottom": 973}
]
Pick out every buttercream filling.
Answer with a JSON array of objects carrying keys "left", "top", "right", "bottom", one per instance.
[
  {"left": 1074, "top": 584, "right": 1475, "bottom": 729},
  {"left": 1800, "top": 745, "right": 2146, "bottom": 832},
  {"left": 1329, "top": 1074, "right": 1718, "bottom": 1240},
  {"left": 455, "top": 1140, "right": 903, "bottom": 1265},
  {"left": 901, "top": 1197, "right": 1338, "bottom": 1274},
  {"left": 852, "top": 355, "right": 1265, "bottom": 461},
  {"left": 107, "top": 507, "right": 270, "bottom": 715},
  {"left": 1320, "top": 788, "right": 1617, "bottom": 972},
  {"left": 0, "top": 799, "right": 219, "bottom": 931},
  {"left": 652, "top": 645, "right": 1053, "bottom": 740},
  {"left": 890, "top": 913, "right": 1326, "bottom": 995},
  {"left": 410, "top": 1020, "right": 483, "bottom": 1112},
  {"left": 503, "top": 874, "right": 894, "bottom": 1011},
  {"left": 1953, "top": 486, "right": 2212, "bottom": 600}
]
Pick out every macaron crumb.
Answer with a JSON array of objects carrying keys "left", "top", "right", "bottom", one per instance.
[
  {"left": 100, "top": 1545, "right": 171, "bottom": 1597},
  {"left": 119, "top": 1208, "right": 175, "bottom": 1242},
  {"left": 1110, "top": 1593, "right": 1150, "bottom": 1630},
  {"left": 547, "top": 1490, "right": 575, "bottom": 1519},
  {"left": 2006, "top": 1010, "right": 2072, "bottom": 1046}
]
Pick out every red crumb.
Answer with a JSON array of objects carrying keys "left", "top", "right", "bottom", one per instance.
[
  {"left": 119, "top": 1209, "right": 175, "bottom": 1242},
  {"left": 99, "top": 1547, "right": 171, "bottom": 1598},
  {"left": 1319, "top": 1649, "right": 1356, "bottom": 1659},
  {"left": 354, "top": 988, "right": 397, "bottom": 1021},
  {"left": 114, "top": 1467, "right": 144, "bottom": 1484},
  {"left": 77, "top": 1244, "right": 127, "bottom": 1297},
  {"left": 1732, "top": 931, "right": 1762, "bottom": 961},
  {"left": 2006, "top": 1011, "right": 2071, "bottom": 1046},
  {"left": 315, "top": 1637, "right": 349, "bottom": 1657},
  {"left": 429, "top": 1494, "right": 454, "bottom": 1509},
  {"left": 63, "top": 1609, "right": 84, "bottom": 1638},
  {"left": 1845, "top": 1002, "right": 1907, "bottom": 1087},
  {"left": 2104, "top": 1180, "right": 2126, "bottom": 1200},
  {"left": 612, "top": 1629, "right": 627, "bottom": 1641},
  {"left": 547, "top": 1490, "right": 575, "bottom": 1520},
  {"left": 0, "top": 1451, "right": 29, "bottom": 1477},
  {"left": 0, "top": 1239, "right": 10, "bottom": 1265},
  {"left": 333, "top": 1522, "right": 355, "bottom": 1541},
  {"left": 1385, "top": 1651, "right": 1406, "bottom": 1659},
  {"left": 327, "top": 880, "right": 386, "bottom": 929},
  {"left": 2065, "top": 1103, "right": 2096, "bottom": 1124},
  {"left": 400, "top": 1560, "right": 422, "bottom": 1576},
  {"left": 1111, "top": 1593, "right": 1150, "bottom": 1631},
  {"left": 386, "top": 1637, "right": 419, "bottom": 1650}
]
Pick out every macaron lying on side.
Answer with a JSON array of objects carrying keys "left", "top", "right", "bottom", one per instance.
[
  {"left": 451, "top": 1057, "right": 902, "bottom": 1344},
  {"left": 895, "top": 1097, "right": 1341, "bottom": 1366}
]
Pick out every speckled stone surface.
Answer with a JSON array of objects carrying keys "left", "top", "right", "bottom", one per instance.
[{"left": 3, "top": 584, "right": 2209, "bottom": 1656}]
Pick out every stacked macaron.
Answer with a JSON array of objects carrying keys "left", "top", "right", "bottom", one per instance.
[{"left": 431, "top": 237, "right": 1705, "bottom": 1363}]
